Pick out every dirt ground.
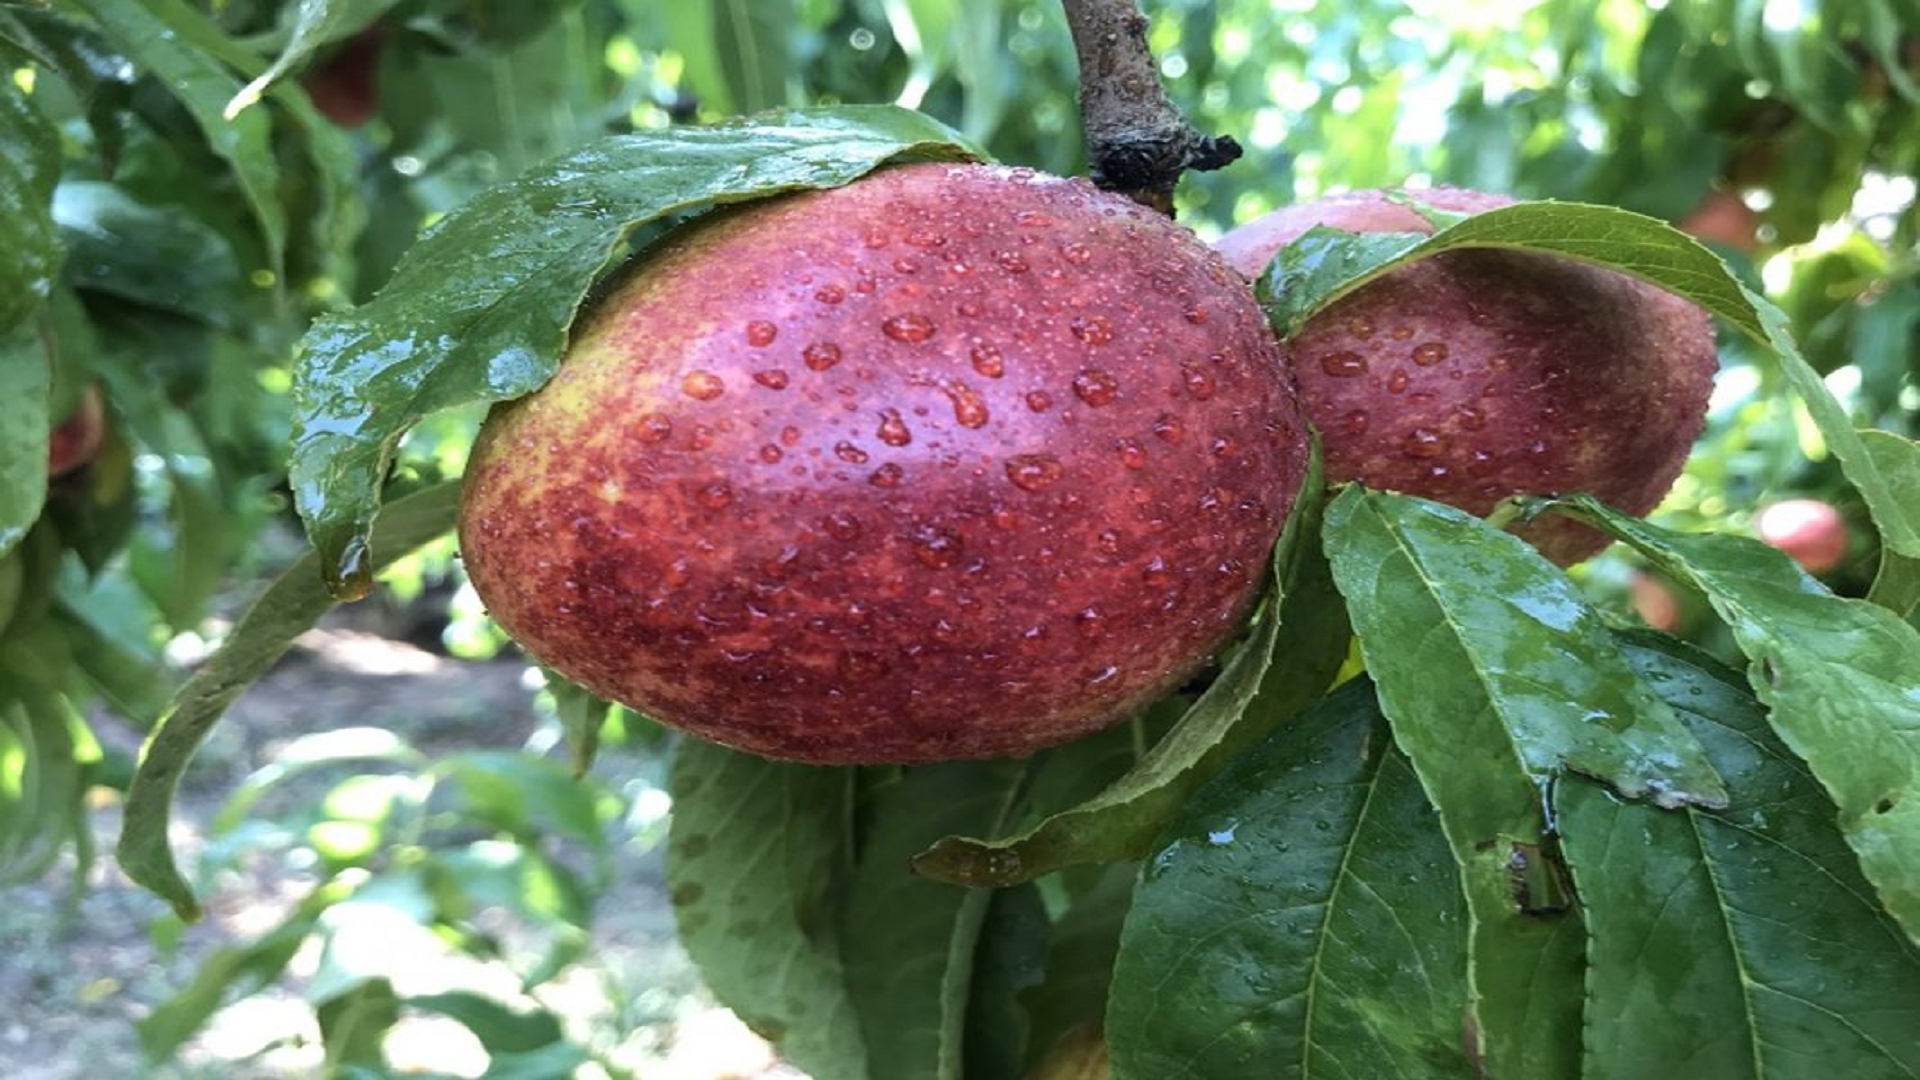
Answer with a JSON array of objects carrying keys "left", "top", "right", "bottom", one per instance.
[{"left": 0, "top": 601, "right": 797, "bottom": 1079}]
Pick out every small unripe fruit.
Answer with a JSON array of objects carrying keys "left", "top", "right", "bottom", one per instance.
[
  {"left": 47, "top": 385, "right": 106, "bottom": 477},
  {"left": 303, "top": 27, "right": 386, "bottom": 128},
  {"left": 1756, "top": 498, "right": 1848, "bottom": 572},
  {"left": 1218, "top": 188, "right": 1718, "bottom": 565},
  {"left": 461, "top": 164, "right": 1309, "bottom": 763},
  {"left": 1629, "top": 570, "right": 1683, "bottom": 633}
]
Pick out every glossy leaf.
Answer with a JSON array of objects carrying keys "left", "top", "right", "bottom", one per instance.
[
  {"left": 69, "top": 0, "right": 287, "bottom": 271},
  {"left": 912, "top": 451, "right": 1347, "bottom": 886},
  {"left": 1108, "top": 678, "right": 1471, "bottom": 1080},
  {"left": 1863, "top": 430, "right": 1920, "bottom": 617},
  {"left": 1542, "top": 495, "right": 1920, "bottom": 946},
  {"left": 289, "top": 105, "right": 979, "bottom": 597},
  {"left": 53, "top": 181, "right": 243, "bottom": 327},
  {"left": 1323, "top": 485, "right": 1730, "bottom": 1079},
  {"left": 842, "top": 759, "right": 1027, "bottom": 1080},
  {"left": 1561, "top": 633, "right": 1920, "bottom": 1079},
  {"left": 0, "top": 331, "right": 50, "bottom": 557},
  {"left": 1020, "top": 862, "right": 1134, "bottom": 1069},
  {"left": 961, "top": 882, "right": 1049, "bottom": 1080},
  {"left": 1261, "top": 200, "right": 1920, "bottom": 562},
  {"left": 666, "top": 742, "right": 869, "bottom": 1080},
  {"left": 0, "top": 81, "right": 60, "bottom": 338},
  {"left": 117, "top": 482, "right": 462, "bottom": 921}
]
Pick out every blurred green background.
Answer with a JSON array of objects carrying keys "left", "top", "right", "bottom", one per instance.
[{"left": 1, "top": 0, "right": 1914, "bottom": 1075}]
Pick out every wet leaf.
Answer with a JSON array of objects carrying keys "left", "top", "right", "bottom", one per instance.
[
  {"left": 666, "top": 743, "right": 868, "bottom": 1080},
  {"left": 1322, "top": 486, "right": 1729, "bottom": 1078},
  {"left": 1107, "top": 678, "right": 1472, "bottom": 1080},
  {"left": 1260, "top": 200, "right": 1920, "bottom": 563},
  {"left": 912, "top": 451, "right": 1347, "bottom": 886},
  {"left": 1561, "top": 633, "right": 1920, "bottom": 1079},
  {"left": 842, "top": 759, "right": 1028, "bottom": 1080},
  {"left": 53, "top": 181, "right": 244, "bottom": 327},
  {"left": 70, "top": 0, "right": 287, "bottom": 271},
  {"left": 116, "top": 482, "right": 462, "bottom": 921},
  {"left": 288, "top": 105, "right": 979, "bottom": 597},
  {"left": 0, "top": 81, "right": 60, "bottom": 338},
  {"left": 1542, "top": 495, "right": 1920, "bottom": 946}
]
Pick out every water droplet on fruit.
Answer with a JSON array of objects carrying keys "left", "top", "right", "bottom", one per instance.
[
  {"left": 780, "top": 426, "right": 801, "bottom": 446},
  {"left": 1005, "top": 454, "right": 1064, "bottom": 492},
  {"left": 1025, "top": 391, "right": 1053, "bottom": 413},
  {"left": 1152, "top": 413, "right": 1183, "bottom": 443},
  {"left": 1181, "top": 364, "right": 1215, "bottom": 400},
  {"left": 1454, "top": 404, "right": 1486, "bottom": 430},
  {"left": 753, "top": 369, "right": 790, "bottom": 389},
  {"left": 759, "top": 444, "right": 783, "bottom": 463},
  {"left": 835, "top": 441, "right": 869, "bottom": 464},
  {"left": 1349, "top": 317, "right": 1376, "bottom": 337},
  {"left": 1211, "top": 436, "right": 1236, "bottom": 457},
  {"left": 1072, "top": 368, "right": 1119, "bottom": 406},
  {"left": 957, "top": 299, "right": 985, "bottom": 317},
  {"left": 869, "top": 463, "right": 905, "bottom": 487},
  {"left": 815, "top": 285, "right": 845, "bottom": 304},
  {"left": 824, "top": 512, "right": 862, "bottom": 541},
  {"left": 864, "top": 230, "right": 890, "bottom": 248},
  {"left": 1386, "top": 370, "right": 1411, "bottom": 393},
  {"left": 1142, "top": 555, "right": 1171, "bottom": 586},
  {"left": 970, "top": 343, "right": 1004, "bottom": 378},
  {"left": 912, "top": 526, "right": 964, "bottom": 569},
  {"left": 1412, "top": 341, "right": 1449, "bottom": 366},
  {"left": 996, "top": 251, "right": 1029, "bottom": 273},
  {"left": 803, "top": 342, "right": 842, "bottom": 371},
  {"left": 682, "top": 371, "right": 725, "bottom": 400},
  {"left": 664, "top": 557, "right": 692, "bottom": 587},
  {"left": 1070, "top": 315, "right": 1115, "bottom": 345},
  {"left": 1061, "top": 242, "right": 1093, "bottom": 265},
  {"left": 877, "top": 409, "right": 913, "bottom": 446},
  {"left": 1342, "top": 409, "right": 1371, "bottom": 435},
  {"left": 1321, "top": 351, "right": 1368, "bottom": 378},
  {"left": 1116, "top": 438, "right": 1147, "bottom": 469},
  {"left": 1184, "top": 303, "right": 1209, "bottom": 324},
  {"left": 1075, "top": 607, "right": 1104, "bottom": 636},
  {"left": 639, "top": 414, "right": 673, "bottom": 442},
  {"left": 892, "top": 257, "right": 920, "bottom": 275},
  {"left": 945, "top": 382, "right": 990, "bottom": 428},
  {"left": 696, "top": 482, "right": 734, "bottom": 508},
  {"left": 745, "top": 320, "right": 778, "bottom": 346},
  {"left": 1096, "top": 529, "right": 1121, "bottom": 556},
  {"left": 882, "top": 314, "right": 935, "bottom": 343},
  {"left": 1404, "top": 428, "right": 1447, "bottom": 458}
]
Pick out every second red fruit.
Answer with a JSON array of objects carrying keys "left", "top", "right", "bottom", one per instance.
[{"left": 1218, "top": 188, "right": 1719, "bottom": 565}]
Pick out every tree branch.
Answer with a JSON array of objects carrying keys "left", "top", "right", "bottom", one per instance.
[{"left": 1060, "top": 0, "right": 1241, "bottom": 215}]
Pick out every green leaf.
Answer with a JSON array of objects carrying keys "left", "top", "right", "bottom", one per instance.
[
  {"left": 70, "top": 0, "right": 287, "bottom": 272},
  {"left": 1020, "top": 862, "right": 1134, "bottom": 1070},
  {"left": 53, "top": 181, "right": 244, "bottom": 327},
  {"left": 842, "top": 759, "right": 1027, "bottom": 1080},
  {"left": 655, "top": 0, "right": 733, "bottom": 115},
  {"left": 1561, "top": 632, "right": 1920, "bottom": 1079},
  {"left": 0, "top": 81, "right": 61, "bottom": 338},
  {"left": 912, "top": 451, "right": 1348, "bottom": 886},
  {"left": 1107, "top": 678, "right": 1471, "bottom": 1080},
  {"left": 439, "top": 751, "right": 616, "bottom": 857},
  {"left": 225, "top": 0, "right": 398, "bottom": 120},
  {"left": 0, "top": 330, "right": 50, "bottom": 557},
  {"left": 1541, "top": 495, "right": 1920, "bottom": 947},
  {"left": 1322, "top": 486, "right": 1731, "bottom": 1078},
  {"left": 1260, "top": 200, "right": 1920, "bottom": 563},
  {"left": 116, "top": 481, "right": 461, "bottom": 921},
  {"left": 319, "top": 977, "right": 401, "bottom": 1069},
  {"left": 961, "top": 882, "right": 1049, "bottom": 1080},
  {"left": 404, "top": 991, "right": 565, "bottom": 1054},
  {"left": 289, "top": 105, "right": 979, "bottom": 597},
  {"left": 714, "top": 0, "right": 792, "bottom": 114},
  {"left": 544, "top": 670, "right": 609, "bottom": 776},
  {"left": 667, "top": 742, "right": 869, "bottom": 1080},
  {"left": 1863, "top": 430, "right": 1920, "bottom": 617}
]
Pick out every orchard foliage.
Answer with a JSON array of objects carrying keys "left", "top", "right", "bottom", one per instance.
[{"left": 2, "top": 1, "right": 1918, "bottom": 1077}]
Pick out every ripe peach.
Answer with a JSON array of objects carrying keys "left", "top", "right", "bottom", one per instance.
[
  {"left": 461, "top": 164, "right": 1309, "bottom": 763},
  {"left": 47, "top": 385, "right": 105, "bottom": 477},
  {"left": 1218, "top": 188, "right": 1717, "bottom": 565}
]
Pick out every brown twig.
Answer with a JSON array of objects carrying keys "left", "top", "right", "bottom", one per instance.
[{"left": 1059, "top": 0, "right": 1241, "bottom": 214}]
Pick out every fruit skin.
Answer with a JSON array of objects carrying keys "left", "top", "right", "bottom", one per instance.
[
  {"left": 1756, "top": 498, "right": 1848, "bottom": 572},
  {"left": 1217, "top": 188, "right": 1718, "bottom": 565},
  {"left": 461, "top": 163, "right": 1309, "bottom": 764},
  {"left": 47, "top": 385, "right": 106, "bottom": 477},
  {"left": 302, "top": 26, "right": 387, "bottom": 128}
]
